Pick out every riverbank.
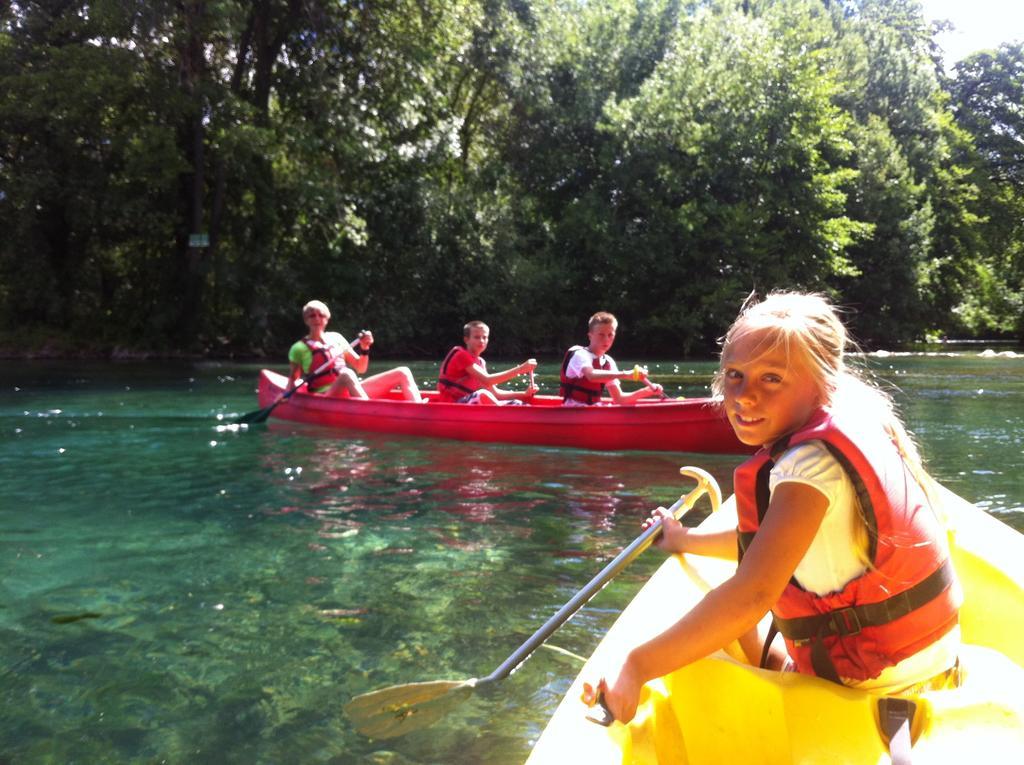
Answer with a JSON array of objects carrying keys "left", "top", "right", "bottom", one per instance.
[
  {"left": 0, "top": 328, "right": 269, "bottom": 361},
  {"left": 3, "top": 328, "right": 1019, "bottom": 361}
]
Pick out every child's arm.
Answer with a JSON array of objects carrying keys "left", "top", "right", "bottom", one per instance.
[
  {"left": 341, "top": 331, "right": 372, "bottom": 375},
  {"left": 489, "top": 382, "right": 540, "bottom": 401},
  {"left": 607, "top": 381, "right": 664, "bottom": 405},
  {"left": 606, "top": 368, "right": 664, "bottom": 404},
  {"left": 465, "top": 358, "right": 537, "bottom": 388},
  {"left": 493, "top": 368, "right": 539, "bottom": 401},
  {"left": 586, "top": 481, "right": 828, "bottom": 723},
  {"left": 643, "top": 507, "right": 737, "bottom": 559},
  {"left": 286, "top": 342, "right": 310, "bottom": 393},
  {"left": 584, "top": 363, "right": 663, "bottom": 404},
  {"left": 579, "top": 365, "right": 633, "bottom": 383}
]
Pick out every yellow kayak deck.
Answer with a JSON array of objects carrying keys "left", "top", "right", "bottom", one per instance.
[{"left": 527, "top": 488, "right": 1024, "bottom": 763}]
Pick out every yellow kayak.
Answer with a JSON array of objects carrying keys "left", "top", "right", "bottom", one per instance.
[{"left": 527, "top": 487, "right": 1024, "bottom": 764}]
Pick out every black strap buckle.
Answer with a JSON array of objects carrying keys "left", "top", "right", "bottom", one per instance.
[
  {"left": 830, "top": 607, "right": 862, "bottom": 636},
  {"left": 878, "top": 697, "right": 917, "bottom": 765}
]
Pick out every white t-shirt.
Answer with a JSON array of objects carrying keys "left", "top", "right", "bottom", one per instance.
[
  {"left": 562, "top": 348, "right": 620, "bottom": 407},
  {"left": 565, "top": 347, "right": 618, "bottom": 378},
  {"left": 772, "top": 441, "right": 959, "bottom": 691}
]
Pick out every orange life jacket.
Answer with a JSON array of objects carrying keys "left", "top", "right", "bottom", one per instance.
[
  {"left": 303, "top": 337, "right": 345, "bottom": 389},
  {"left": 559, "top": 346, "right": 610, "bottom": 404},
  {"left": 437, "top": 346, "right": 483, "bottom": 402},
  {"left": 734, "top": 408, "right": 961, "bottom": 682}
]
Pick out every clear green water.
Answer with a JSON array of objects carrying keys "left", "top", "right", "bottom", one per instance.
[{"left": 1, "top": 354, "right": 1021, "bottom": 764}]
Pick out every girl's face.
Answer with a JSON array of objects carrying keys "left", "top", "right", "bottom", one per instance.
[{"left": 720, "top": 328, "right": 823, "bottom": 447}]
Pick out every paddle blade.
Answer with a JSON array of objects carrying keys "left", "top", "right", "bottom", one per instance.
[
  {"left": 235, "top": 406, "right": 272, "bottom": 425},
  {"left": 237, "top": 393, "right": 291, "bottom": 424},
  {"left": 343, "top": 679, "right": 475, "bottom": 739}
]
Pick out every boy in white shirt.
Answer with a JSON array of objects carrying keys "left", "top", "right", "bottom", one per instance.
[{"left": 560, "top": 311, "right": 664, "bottom": 406}]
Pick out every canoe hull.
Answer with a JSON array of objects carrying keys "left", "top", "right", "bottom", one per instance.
[
  {"left": 527, "top": 490, "right": 1024, "bottom": 763},
  {"left": 255, "top": 369, "right": 748, "bottom": 453}
]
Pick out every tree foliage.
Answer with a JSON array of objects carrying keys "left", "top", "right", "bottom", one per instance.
[
  {"left": 0, "top": 0, "right": 1021, "bottom": 357},
  {"left": 945, "top": 43, "right": 1024, "bottom": 336}
]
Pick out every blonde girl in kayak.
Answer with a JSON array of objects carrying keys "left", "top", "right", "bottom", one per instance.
[
  {"left": 584, "top": 291, "right": 961, "bottom": 723},
  {"left": 285, "top": 300, "right": 423, "bottom": 402}
]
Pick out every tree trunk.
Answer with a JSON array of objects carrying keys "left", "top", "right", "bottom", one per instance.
[{"left": 173, "top": 0, "right": 208, "bottom": 345}]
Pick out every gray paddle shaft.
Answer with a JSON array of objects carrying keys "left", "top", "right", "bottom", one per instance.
[{"left": 478, "top": 492, "right": 692, "bottom": 687}]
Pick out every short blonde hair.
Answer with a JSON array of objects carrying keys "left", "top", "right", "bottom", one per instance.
[
  {"left": 463, "top": 320, "right": 489, "bottom": 337},
  {"left": 302, "top": 300, "right": 331, "bottom": 319},
  {"left": 588, "top": 311, "right": 618, "bottom": 330}
]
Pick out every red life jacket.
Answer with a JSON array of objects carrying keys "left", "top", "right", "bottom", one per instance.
[
  {"left": 303, "top": 337, "right": 345, "bottom": 390},
  {"left": 559, "top": 346, "right": 610, "bottom": 404},
  {"left": 734, "top": 409, "right": 961, "bottom": 683},
  {"left": 437, "top": 346, "right": 483, "bottom": 402}
]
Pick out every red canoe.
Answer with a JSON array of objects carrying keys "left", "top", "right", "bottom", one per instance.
[{"left": 256, "top": 370, "right": 748, "bottom": 454}]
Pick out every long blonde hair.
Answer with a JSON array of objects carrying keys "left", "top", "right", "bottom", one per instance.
[{"left": 713, "top": 292, "right": 943, "bottom": 546}]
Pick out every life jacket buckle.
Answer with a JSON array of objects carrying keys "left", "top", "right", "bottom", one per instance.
[{"left": 830, "top": 607, "right": 862, "bottom": 636}]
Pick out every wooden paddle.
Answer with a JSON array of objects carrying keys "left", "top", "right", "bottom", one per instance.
[
  {"left": 343, "top": 466, "right": 722, "bottom": 740},
  {"left": 236, "top": 356, "right": 337, "bottom": 425}
]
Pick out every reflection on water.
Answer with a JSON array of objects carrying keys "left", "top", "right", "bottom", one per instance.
[
  {"left": 1, "top": 355, "right": 1021, "bottom": 763},
  {"left": 873, "top": 354, "right": 1024, "bottom": 521}
]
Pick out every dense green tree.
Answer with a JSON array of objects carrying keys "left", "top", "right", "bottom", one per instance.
[
  {"left": 826, "top": 0, "right": 952, "bottom": 342},
  {"left": 0, "top": 2, "right": 181, "bottom": 342},
  {"left": 596, "top": 0, "right": 869, "bottom": 351},
  {"left": 946, "top": 43, "right": 1024, "bottom": 335},
  {"left": 0, "top": 0, "right": 1021, "bottom": 356},
  {"left": 951, "top": 44, "right": 1024, "bottom": 191}
]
